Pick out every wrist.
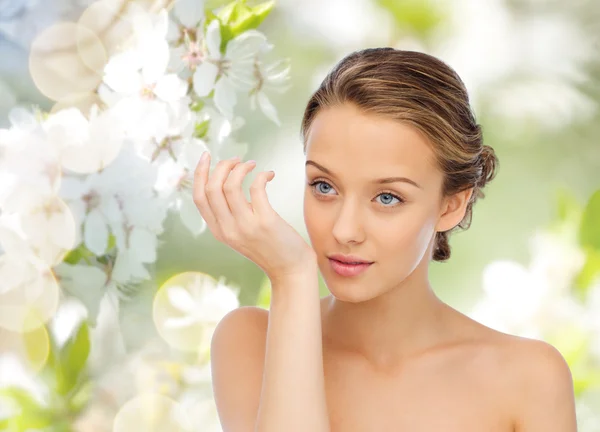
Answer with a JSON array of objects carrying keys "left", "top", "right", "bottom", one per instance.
[{"left": 267, "top": 259, "right": 319, "bottom": 290}]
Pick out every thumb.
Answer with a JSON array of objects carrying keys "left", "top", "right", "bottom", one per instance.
[{"left": 250, "top": 170, "right": 276, "bottom": 217}]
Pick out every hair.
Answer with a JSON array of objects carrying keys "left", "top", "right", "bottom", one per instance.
[{"left": 300, "top": 47, "right": 498, "bottom": 262}]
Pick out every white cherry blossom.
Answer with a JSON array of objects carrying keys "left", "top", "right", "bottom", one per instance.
[
  {"left": 193, "top": 20, "right": 269, "bottom": 119},
  {"left": 59, "top": 145, "right": 166, "bottom": 257},
  {"left": 43, "top": 105, "right": 126, "bottom": 174},
  {"left": 164, "top": 275, "right": 239, "bottom": 330},
  {"left": 102, "top": 29, "right": 189, "bottom": 143},
  {"left": 249, "top": 55, "right": 292, "bottom": 126}
]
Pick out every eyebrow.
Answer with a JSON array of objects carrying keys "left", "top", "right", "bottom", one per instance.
[{"left": 305, "top": 160, "right": 422, "bottom": 189}]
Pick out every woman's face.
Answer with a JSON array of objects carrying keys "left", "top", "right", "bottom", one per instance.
[{"left": 303, "top": 102, "right": 447, "bottom": 302}]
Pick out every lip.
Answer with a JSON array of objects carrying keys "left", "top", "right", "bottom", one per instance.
[
  {"left": 327, "top": 254, "right": 374, "bottom": 264},
  {"left": 328, "top": 258, "right": 373, "bottom": 277}
]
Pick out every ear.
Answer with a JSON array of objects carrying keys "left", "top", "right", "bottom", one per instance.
[{"left": 436, "top": 187, "right": 474, "bottom": 233}]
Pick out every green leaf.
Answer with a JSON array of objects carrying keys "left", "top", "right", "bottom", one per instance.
[
  {"left": 68, "top": 379, "right": 93, "bottom": 415},
  {"left": 107, "top": 233, "right": 117, "bottom": 251},
  {"left": 228, "top": 2, "right": 254, "bottom": 34},
  {"left": 10, "top": 410, "right": 55, "bottom": 431},
  {"left": 190, "top": 99, "right": 205, "bottom": 112},
  {"left": 250, "top": 1, "right": 276, "bottom": 23},
  {"left": 232, "top": 0, "right": 274, "bottom": 35},
  {"left": 579, "top": 189, "right": 600, "bottom": 250},
  {"left": 215, "top": 0, "right": 275, "bottom": 49},
  {"left": 0, "top": 387, "right": 52, "bottom": 431},
  {"left": 57, "top": 321, "right": 90, "bottom": 396},
  {"left": 63, "top": 242, "right": 95, "bottom": 265},
  {"left": 0, "top": 387, "right": 43, "bottom": 412},
  {"left": 194, "top": 119, "right": 211, "bottom": 139},
  {"left": 0, "top": 388, "right": 55, "bottom": 430},
  {"left": 204, "top": 10, "right": 219, "bottom": 32},
  {"left": 216, "top": 0, "right": 238, "bottom": 23}
]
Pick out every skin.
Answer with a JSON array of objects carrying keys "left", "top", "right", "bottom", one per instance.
[{"left": 207, "top": 102, "right": 578, "bottom": 431}]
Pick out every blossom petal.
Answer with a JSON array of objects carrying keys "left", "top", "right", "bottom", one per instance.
[
  {"left": 213, "top": 76, "right": 237, "bottom": 119},
  {"left": 154, "top": 74, "right": 188, "bottom": 102},
  {"left": 153, "top": 9, "right": 169, "bottom": 39},
  {"left": 111, "top": 250, "right": 150, "bottom": 282},
  {"left": 103, "top": 51, "right": 143, "bottom": 94},
  {"left": 59, "top": 177, "right": 87, "bottom": 200},
  {"left": 54, "top": 263, "right": 107, "bottom": 326},
  {"left": 129, "top": 228, "right": 157, "bottom": 263},
  {"left": 192, "top": 62, "right": 219, "bottom": 97},
  {"left": 179, "top": 194, "right": 207, "bottom": 236},
  {"left": 141, "top": 39, "right": 170, "bottom": 84},
  {"left": 180, "top": 138, "right": 208, "bottom": 171},
  {"left": 225, "top": 30, "right": 267, "bottom": 62},
  {"left": 256, "top": 91, "right": 281, "bottom": 126},
  {"left": 167, "top": 285, "right": 195, "bottom": 313},
  {"left": 166, "top": 17, "right": 181, "bottom": 43},
  {"left": 84, "top": 209, "right": 108, "bottom": 255},
  {"left": 205, "top": 19, "right": 222, "bottom": 58},
  {"left": 164, "top": 315, "right": 198, "bottom": 329},
  {"left": 174, "top": 0, "right": 205, "bottom": 28}
]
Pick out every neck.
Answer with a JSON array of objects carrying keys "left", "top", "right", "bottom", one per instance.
[{"left": 322, "top": 258, "right": 453, "bottom": 372}]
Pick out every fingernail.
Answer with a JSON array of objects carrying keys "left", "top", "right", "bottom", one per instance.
[
  {"left": 247, "top": 160, "right": 256, "bottom": 165},
  {"left": 200, "top": 151, "right": 209, "bottom": 162}
]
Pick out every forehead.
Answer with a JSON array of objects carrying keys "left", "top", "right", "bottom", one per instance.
[{"left": 305, "top": 103, "right": 438, "bottom": 179}]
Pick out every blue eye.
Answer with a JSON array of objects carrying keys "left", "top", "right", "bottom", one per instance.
[
  {"left": 376, "top": 193, "right": 400, "bottom": 206},
  {"left": 314, "top": 181, "right": 333, "bottom": 195},
  {"left": 308, "top": 180, "right": 405, "bottom": 207}
]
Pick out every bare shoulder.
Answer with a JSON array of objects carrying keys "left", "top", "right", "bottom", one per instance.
[
  {"left": 467, "top": 324, "right": 577, "bottom": 431},
  {"left": 210, "top": 306, "right": 269, "bottom": 431},
  {"left": 212, "top": 305, "right": 269, "bottom": 345}
]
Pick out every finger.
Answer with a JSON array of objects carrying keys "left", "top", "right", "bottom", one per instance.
[
  {"left": 224, "top": 160, "right": 256, "bottom": 221},
  {"left": 205, "top": 156, "right": 242, "bottom": 232},
  {"left": 193, "top": 151, "right": 220, "bottom": 236},
  {"left": 249, "top": 170, "right": 276, "bottom": 219}
]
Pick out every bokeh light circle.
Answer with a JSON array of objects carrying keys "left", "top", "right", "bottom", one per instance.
[
  {"left": 29, "top": 22, "right": 107, "bottom": 101},
  {"left": 153, "top": 272, "right": 239, "bottom": 353},
  {"left": 18, "top": 195, "right": 78, "bottom": 267},
  {"left": 0, "top": 321, "right": 50, "bottom": 374},
  {"left": 79, "top": 0, "right": 139, "bottom": 57},
  {"left": 0, "top": 254, "right": 60, "bottom": 333}
]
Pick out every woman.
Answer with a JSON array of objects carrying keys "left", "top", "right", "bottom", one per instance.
[{"left": 193, "top": 48, "right": 577, "bottom": 431}]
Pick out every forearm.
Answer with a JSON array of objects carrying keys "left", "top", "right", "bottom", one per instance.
[{"left": 254, "top": 266, "right": 330, "bottom": 432}]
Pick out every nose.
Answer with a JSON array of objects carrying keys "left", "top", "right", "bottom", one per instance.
[{"left": 331, "top": 198, "right": 365, "bottom": 245}]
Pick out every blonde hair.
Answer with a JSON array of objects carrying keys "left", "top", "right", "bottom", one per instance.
[{"left": 300, "top": 48, "right": 498, "bottom": 262}]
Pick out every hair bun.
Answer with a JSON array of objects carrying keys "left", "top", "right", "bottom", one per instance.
[{"left": 478, "top": 145, "right": 499, "bottom": 187}]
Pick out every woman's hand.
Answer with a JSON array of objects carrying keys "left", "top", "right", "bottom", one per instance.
[{"left": 193, "top": 152, "right": 317, "bottom": 282}]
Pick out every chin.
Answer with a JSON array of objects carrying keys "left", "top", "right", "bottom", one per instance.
[{"left": 324, "top": 280, "right": 379, "bottom": 304}]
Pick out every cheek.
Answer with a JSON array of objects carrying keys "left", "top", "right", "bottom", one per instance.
[
  {"left": 303, "top": 194, "right": 327, "bottom": 242},
  {"left": 377, "top": 207, "right": 436, "bottom": 258}
]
